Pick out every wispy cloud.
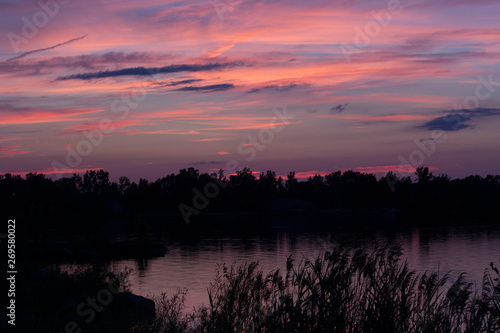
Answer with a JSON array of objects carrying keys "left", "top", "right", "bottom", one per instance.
[
  {"left": 188, "top": 161, "right": 220, "bottom": 165},
  {"left": 174, "top": 83, "right": 235, "bottom": 92},
  {"left": 149, "top": 79, "right": 203, "bottom": 87},
  {"left": 419, "top": 108, "right": 500, "bottom": 131},
  {"left": 1, "top": 51, "right": 178, "bottom": 75},
  {"left": 7, "top": 35, "right": 87, "bottom": 61},
  {"left": 56, "top": 62, "right": 244, "bottom": 80},
  {"left": 131, "top": 129, "right": 199, "bottom": 135},
  {"left": 315, "top": 114, "right": 433, "bottom": 122},
  {"left": 0, "top": 105, "right": 103, "bottom": 125},
  {"left": 0, "top": 136, "right": 21, "bottom": 143},
  {"left": 57, "top": 119, "right": 143, "bottom": 136},
  {"left": 330, "top": 103, "right": 349, "bottom": 113},
  {"left": 248, "top": 83, "right": 307, "bottom": 94},
  {"left": 0, "top": 146, "right": 32, "bottom": 157},
  {"left": 419, "top": 114, "right": 471, "bottom": 131},
  {"left": 1, "top": 0, "right": 500, "bottom": 178},
  {"left": 192, "top": 138, "right": 228, "bottom": 142}
]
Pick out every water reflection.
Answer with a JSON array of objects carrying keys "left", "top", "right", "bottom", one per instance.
[{"left": 111, "top": 225, "right": 500, "bottom": 310}]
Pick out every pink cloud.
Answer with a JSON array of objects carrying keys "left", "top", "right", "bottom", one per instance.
[
  {"left": 58, "top": 144, "right": 75, "bottom": 150},
  {"left": 0, "top": 136, "right": 21, "bottom": 142},
  {"left": 314, "top": 114, "right": 434, "bottom": 122},
  {"left": 58, "top": 119, "right": 143, "bottom": 135},
  {"left": 131, "top": 129, "right": 200, "bottom": 135},
  {"left": 192, "top": 138, "right": 228, "bottom": 142},
  {"left": 0, "top": 107, "right": 104, "bottom": 125},
  {"left": 0, "top": 147, "right": 32, "bottom": 157}
]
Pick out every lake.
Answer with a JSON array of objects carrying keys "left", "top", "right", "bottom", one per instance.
[{"left": 110, "top": 224, "right": 500, "bottom": 311}]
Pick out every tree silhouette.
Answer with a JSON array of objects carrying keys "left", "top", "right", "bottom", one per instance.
[
  {"left": 415, "top": 166, "right": 433, "bottom": 183},
  {"left": 1, "top": 165, "right": 499, "bottom": 237}
]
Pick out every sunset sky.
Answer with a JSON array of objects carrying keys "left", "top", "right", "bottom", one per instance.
[{"left": 1, "top": 0, "right": 499, "bottom": 181}]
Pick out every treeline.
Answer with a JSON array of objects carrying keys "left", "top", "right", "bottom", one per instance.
[{"left": 1, "top": 167, "right": 499, "bottom": 237}]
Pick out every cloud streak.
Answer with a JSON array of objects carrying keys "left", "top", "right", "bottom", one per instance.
[
  {"left": 0, "top": 146, "right": 32, "bottom": 157},
  {"left": 57, "top": 62, "right": 244, "bottom": 80},
  {"left": 419, "top": 108, "right": 500, "bottom": 131},
  {"left": 7, "top": 35, "right": 87, "bottom": 61},
  {"left": 248, "top": 83, "right": 307, "bottom": 94},
  {"left": 330, "top": 103, "right": 349, "bottom": 113},
  {"left": 149, "top": 79, "right": 203, "bottom": 87},
  {"left": 1, "top": 0, "right": 500, "bottom": 179},
  {"left": 174, "top": 83, "right": 235, "bottom": 92},
  {"left": 315, "top": 114, "right": 433, "bottom": 122}
]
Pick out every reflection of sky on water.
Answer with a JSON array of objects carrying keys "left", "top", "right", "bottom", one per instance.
[{"left": 111, "top": 225, "right": 500, "bottom": 310}]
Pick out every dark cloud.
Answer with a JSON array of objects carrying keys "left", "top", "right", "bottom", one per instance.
[
  {"left": 0, "top": 103, "right": 15, "bottom": 110},
  {"left": 56, "top": 62, "right": 243, "bottom": 80},
  {"left": 188, "top": 161, "right": 220, "bottom": 165},
  {"left": 0, "top": 52, "right": 178, "bottom": 74},
  {"left": 174, "top": 83, "right": 235, "bottom": 92},
  {"left": 419, "top": 108, "right": 500, "bottom": 131},
  {"left": 330, "top": 103, "right": 349, "bottom": 113},
  {"left": 7, "top": 35, "right": 87, "bottom": 61},
  {"left": 420, "top": 114, "right": 471, "bottom": 131},
  {"left": 248, "top": 83, "right": 307, "bottom": 93},
  {"left": 471, "top": 108, "right": 500, "bottom": 116},
  {"left": 150, "top": 79, "right": 203, "bottom": 87}
]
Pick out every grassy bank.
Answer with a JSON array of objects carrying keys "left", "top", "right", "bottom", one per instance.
[
  {"left": 134, "top": 244, "right": 499, "bottom": 333},
  {"left": 14, "top": 264, "right": 154, "bottom": 333},
  {"left": 16, "top": 244, "right": 499, "bottom": 332}
]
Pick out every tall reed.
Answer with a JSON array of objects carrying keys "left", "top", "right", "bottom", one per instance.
[{"left": 135, "top": 244, "right": 500, "bottom": 332}]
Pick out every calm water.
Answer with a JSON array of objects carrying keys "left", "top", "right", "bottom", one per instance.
[{"left": 110, "top": 225, "right": 500, "bottom": 311}]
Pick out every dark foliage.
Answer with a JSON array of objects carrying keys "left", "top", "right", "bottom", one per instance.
[
  {"left": 133, "top": 245, "right": 500, "bottom": 332},
  {"left": 1, "top": 167, "right": 499, "bottom": 241}
]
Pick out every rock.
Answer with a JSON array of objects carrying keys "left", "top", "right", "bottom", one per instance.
[{"left": 112, "top": 292, "right": 156, "bottom": 323}]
